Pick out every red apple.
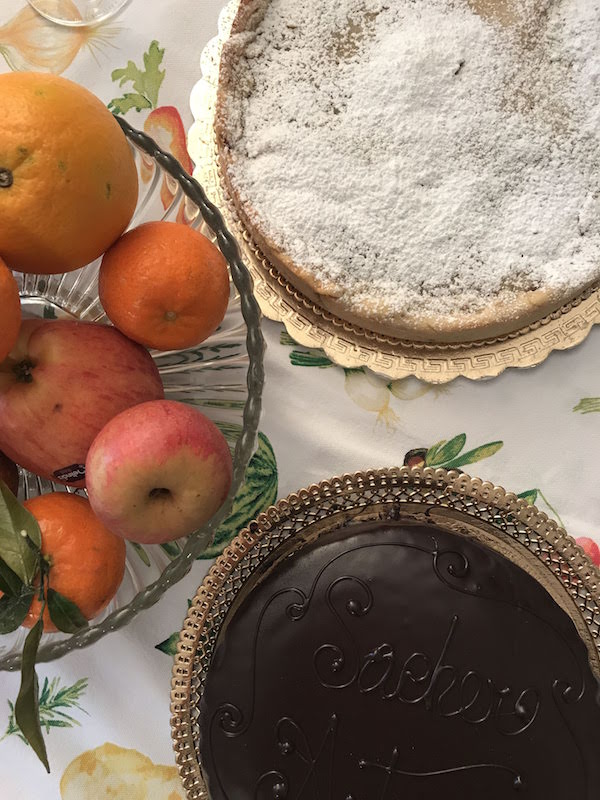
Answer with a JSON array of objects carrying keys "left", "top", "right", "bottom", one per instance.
[
  {"left": 0, "top": 450, "right": 19, "bottom": 495},
  {"left": 0, "top": 319, "right": 164, "bottom": 486},
  {"left": 85, "top": 399, "right": 233, "bottom": 544},
  {"left": 576, "top": 537, "right": 600, "bottom": 567}
]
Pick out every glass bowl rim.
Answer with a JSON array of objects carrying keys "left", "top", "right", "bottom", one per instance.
[{"left": 0, "top": 116, "right": 265, "bottom": 671}]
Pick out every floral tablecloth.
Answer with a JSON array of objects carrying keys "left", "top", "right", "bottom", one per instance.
[{"left": 1, "top": 1, "right": 600, "bottom": 797}]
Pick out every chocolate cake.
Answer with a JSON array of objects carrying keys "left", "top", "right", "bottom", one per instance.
[{"left": 198, "top": 520, "right": 600, "bottom": 798}]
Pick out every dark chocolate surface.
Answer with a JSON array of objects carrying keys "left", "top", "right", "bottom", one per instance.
[{"left": 199, "top": 521, "right": 600, "bottom": 799}]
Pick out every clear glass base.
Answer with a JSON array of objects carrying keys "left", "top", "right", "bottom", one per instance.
[{"left": 27, "top": 0, "right": 131, "bottom": 27}]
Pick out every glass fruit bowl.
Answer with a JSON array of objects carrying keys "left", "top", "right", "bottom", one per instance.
[{"left": 0, "top": 117, "right": 264, "bottom": 670}]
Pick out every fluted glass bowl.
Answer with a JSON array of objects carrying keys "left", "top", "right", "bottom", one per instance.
[{"left": 0, "top": 118, "right": 264, "bottom": 670}]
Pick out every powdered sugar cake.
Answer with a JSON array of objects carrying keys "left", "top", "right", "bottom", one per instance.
[{"left": 216, "top": 0, "right": 600, "bottom": 342}]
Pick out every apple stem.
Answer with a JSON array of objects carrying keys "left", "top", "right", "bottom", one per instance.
[
  {"left": 0, "top": 168, "right": 13, "bottom": 188},
  {"left": 13, "top": 359, "right": 35, "bottom": 383}
]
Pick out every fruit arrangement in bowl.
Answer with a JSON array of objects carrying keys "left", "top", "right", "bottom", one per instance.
[{"left": 0, "top": 71, "right": 263, "bottom": 767}]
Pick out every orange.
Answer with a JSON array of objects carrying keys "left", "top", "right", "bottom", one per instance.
[
  {"left": 99, "top": 221, "right": 230, "bottom": 351},
  {"left": 0, "top": 72, "right": 138, "bottom": 275},
  {"left": 23, "top": 492, "right": 126, "bottom": 632},
  {"left": 0, "top": 257, "right": 20, "bottom": 362}
]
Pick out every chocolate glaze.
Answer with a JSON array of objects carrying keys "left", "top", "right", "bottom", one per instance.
[{"left": 198, "top": 521, "right": 600, "bottom": 799}]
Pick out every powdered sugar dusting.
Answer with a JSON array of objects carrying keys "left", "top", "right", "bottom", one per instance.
[{"left": 221, "top": 0, "right": 600, "bottom": 322}]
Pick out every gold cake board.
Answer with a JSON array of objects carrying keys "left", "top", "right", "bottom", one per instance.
[
  {"left": 170, "top": 467, "right": 600, "bottom": 799},
  {"left": 188, "top": 0, "right": 600, "bottom": 383}
]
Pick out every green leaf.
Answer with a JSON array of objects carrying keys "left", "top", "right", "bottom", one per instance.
[
  {"left": 0, "top": 587, "right": 34, "bottom": 633},
  {"left": 15, "top": 617, "right": 49, "bottom": 772},
  {"left": 109, "top": 40, "right": 165, "bottom": 113},
  {"left": 46, "top": 589, "right": 88, "bottom": 634},
  {"left": 280, "top": 331, "right": 298, "bottom": 346},
  {"left": 160, "top": 541, "right": 181, "bottom": 560},
  {"left": 214, "top": 421, "right": 243, "bottom": 443},
  {"left": 131, "top": 542, "right": 151, "bottom": 567},
  {"left": 426, "top": 434, "right": 466, "bottom": 466},
  {"left": 155, "top": 631, "right": 179, "bottom": 656},
  {"left": 443, "top": 440, "right": 504, "bottom": 469},
  {"left": 0, "top": 481, "right": 41, "bottom": 585},
  {"left": 199, "top": 432, "right": 278, "bottom": 559},
  {"left": 107, "top": 93, "right": 152, "bottom": 115},
  {"left": 289, "top": 350, "right": 334, "bottom": 368},
  {"left": 518, "top": 489, "right": 538, "bottom": 506},
  {"left": 4, "top": 675, "right": 87, "bottom": 744},
  {"left": 573, "top": 397, "right": 600, "bottom": 414},
  {"left": 0, "top": 555, "right": 24, "bottom": 596},
  {"left": 425, "top": 439, "right": 447, "bottom": 465},
  {"left": 156, "top": 600, "right": 192, "bottom": 655}
]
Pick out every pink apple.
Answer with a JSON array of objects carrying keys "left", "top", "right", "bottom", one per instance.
[
  {"left": 0, "top": 450, "right": 19, "bottom": 495},
  {"left": 85, "top": 399, "right": 233, "bottom": 544},
  {"left": 0, "top": 319, "right": 164, "bottom": 487},
  {"left": 576, "top": 537, "right": 600, "bottom": 567}
]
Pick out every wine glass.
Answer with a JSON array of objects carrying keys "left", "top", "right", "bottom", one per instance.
[{"left": 26, "top": 0, "right": 131, "bottom": 26}]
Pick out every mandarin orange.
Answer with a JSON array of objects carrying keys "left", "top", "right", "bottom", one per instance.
[
  {"left": 98, "top": 221, "right": 230, "bottom": 351},
  {"left": 0, "top": 72, "right": 138, "bottom": 275},
  {"left": 23, "top": 492, "right": 126, "bottom": 632},
  {"left": 0, "top": 257, "right": 20, "bottom": 362}
]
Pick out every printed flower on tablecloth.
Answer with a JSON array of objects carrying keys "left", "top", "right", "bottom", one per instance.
[
  {"left": 60, "top": 742, "right": 184, "bottom": 799},
  {"left": 0, "top": 3, "right": 118, "bottom": 73},
  {"left": 2, "top": 677, "right": 87, "bottom": 746},
  {"left": 109, "top": 40, "right": 194, "bottom": 215},
  {"left": 280, "top": 331, "right": 448, "bottom": 428}
]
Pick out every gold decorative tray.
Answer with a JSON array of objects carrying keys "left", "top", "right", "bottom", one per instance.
[
  {"left": 170, "top": 467, "right": 600, "bottom": 799},
  {"left": 187, "top": 0, "right": 600, "bottom": 384}
]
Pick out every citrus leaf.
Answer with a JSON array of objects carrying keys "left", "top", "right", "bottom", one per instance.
[
  {"left": 47, "top": 589, "right": 88, "bottom": 634},
  {"left": 443, "top": 441, "right": 504, "bottom": 469},
  {"left": 0, "top": 587, "right": 34, "bottom": 633},
  {"left": 15, "top": 617, "right": 50, "bottom": 772},
  {"left": 0, "top": 481, "right": 41, "bottom": 585},
  {"left": 199, "top": 433, "right": 278, "bottom": 559},
  {"left": 0, "top": 555, "right": 24, "bottom": 596},
  {"left": 518, "top": 489, "right": 538, "bottom": 506},
  {"left": 427, "top": 434, "right": 466, "bottom": 466}
]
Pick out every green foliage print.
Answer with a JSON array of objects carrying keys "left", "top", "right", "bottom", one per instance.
[
  {"left": 573, "top": 398, "right": 600, "bottom": 415},
  {"left": 108, "top": 41, "right": 165, "bottom": 114},
  {"left": 404, "top": 433, "right": 503, "bottom": 470},
  {"left": 132, "top": 431, "right": 277, "bottom": 566},
  {"left": 2, "top": 677, "right": 88, "bottom": 744},
  {"left": 156, "top": 601, "right": 192, "bottom": 657},
  {"left": 155, "top": 433, "right": 278, "bottom": 656},
  {"left": 516, "top": 489, "right": 564, "bottom": 527},
  {"left": 200, "top": 432, "right": 278, "bottom": 560}
]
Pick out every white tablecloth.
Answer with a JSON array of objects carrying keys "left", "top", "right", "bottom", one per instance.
[{"left": 1, "top": 1, "right": 599, "bottom": 796}]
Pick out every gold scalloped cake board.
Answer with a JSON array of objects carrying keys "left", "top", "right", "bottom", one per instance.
[
  {"left": 188, "top": 0, "right": 600, "bottom": 383},
  {"left": 170, "top": 468, "right": 600, "bottom": 799}
]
